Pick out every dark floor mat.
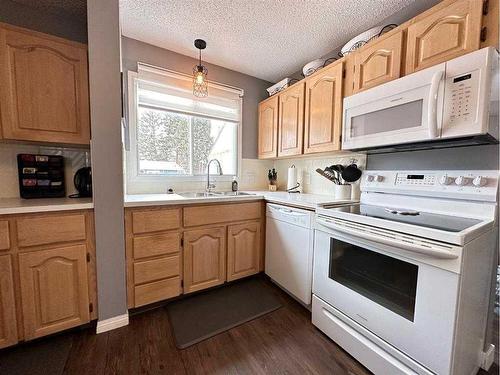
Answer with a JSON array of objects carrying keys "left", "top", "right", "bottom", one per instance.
[
  {"left": 0, "top": 333, "right": 73, "bottom": 375},
  {"left": 167, "top": 277, "right": 282, "bottom": 349}
]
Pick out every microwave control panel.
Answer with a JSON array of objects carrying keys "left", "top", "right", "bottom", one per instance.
[
  {"left": 441, "top": 46, "right": 492, "bottom": 136},
  {"left": 447, "top": 72, "right": 476, "bottom": 126}
]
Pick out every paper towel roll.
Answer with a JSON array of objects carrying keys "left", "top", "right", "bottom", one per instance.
[{"left": 287, "top": 165, "right": 299, "bottom": 191}]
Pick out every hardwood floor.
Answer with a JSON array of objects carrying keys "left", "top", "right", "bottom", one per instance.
[
  {"left": 1, "top": 277, "right": 498, "bottom": 374},
  {"left": 63, "top": 278, "right": 370, "bottom": 374}
]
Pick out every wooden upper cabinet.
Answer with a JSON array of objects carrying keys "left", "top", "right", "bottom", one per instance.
[
  {"left": 183, "top": 227, "right": 226, "bottom": 293},
  {"left": 0, "top": 23, "right": 90, "bottom": 145},
  {"left": 353, "top": 31, "right": 404, "bottom": 93},
  {"left": 227, "top": 221, "right": 261, "bottom": 282},
  {"left": 304, "top": 62, "right": 343, "bottom": 154},
  {"left": 278, "top": 83, "right": 305, "bottom": 157},
  {"left": 18, "top": 245, "right": 90, "bottom": 340},
  {"left": 0, "top": 255, "right": 18, "bottom": 349},
  {"left": 258, "top": 95, "right": 279, "bottom": 159},
  {"left": 406, "top": 0, "right": 483, "bottom": 74}
]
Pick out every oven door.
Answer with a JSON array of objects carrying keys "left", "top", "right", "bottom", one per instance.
[
  {"left": 313, "top": 224, "right": 459, "bottom": 375},
  {"left": 342, "top": 63, "right": 445, "bottom": 150}
]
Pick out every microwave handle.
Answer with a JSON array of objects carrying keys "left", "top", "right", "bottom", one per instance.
[{"left": 428, "top": 70, "right": 444, "bottom": 139}]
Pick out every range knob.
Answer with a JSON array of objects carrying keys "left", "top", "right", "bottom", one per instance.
[
  {"left": 366, "top": 175, "right": 374, "bottom": 182},
  {"left": 374, "top": 175, "right": 384, "bottom": 182},
  {"left": 439, "top": 175, "right": 453, "bottom": 185},
  {"left": 455, "top": 176, "right": 471, "bottom": 186},
  {"left": 473, "top": 176, "right": 487, "bottom": 187}
]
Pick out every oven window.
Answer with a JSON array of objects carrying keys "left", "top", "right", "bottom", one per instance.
[
  {"left": 329, "top": 239, "right": 418, "bottom": 321},
  {"left": 350, "top": 100, "right": 423, "bottom": 137}
]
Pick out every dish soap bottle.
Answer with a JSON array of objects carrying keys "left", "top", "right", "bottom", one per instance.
[{"left": 231, "top": 176, "right": 238, "bottom": 192}]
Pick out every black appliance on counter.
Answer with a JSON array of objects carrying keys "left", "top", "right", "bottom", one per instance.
[
  {"left": 17, "top": 154, "right": 65, "bottom": 198},
  {"left": 71, "top": 166, "right": 92, "bottom": 198}
]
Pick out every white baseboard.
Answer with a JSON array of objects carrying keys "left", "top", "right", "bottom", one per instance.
[{"left": 96, "top": 313, "right": 129, "bottom": 334}]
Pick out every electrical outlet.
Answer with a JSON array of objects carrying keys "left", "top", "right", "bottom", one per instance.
[{"left": 304, "top": 171, "right": 311, "bottom": 185}]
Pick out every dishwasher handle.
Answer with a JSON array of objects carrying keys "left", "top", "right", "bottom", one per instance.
[{"left": 267, "top": 204, "right": 310, "bottom": 217}]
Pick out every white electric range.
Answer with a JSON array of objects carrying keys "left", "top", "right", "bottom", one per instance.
[{"left": 312, "top": 170, "right": 498, "bottom": 375}]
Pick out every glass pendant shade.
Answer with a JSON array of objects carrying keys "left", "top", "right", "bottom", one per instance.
[
  {"left": 193, "top": 64, "right": 208, "bottom": 97},
  {"left": 193, "top": 39, "right": 208, "bottom": 97}
]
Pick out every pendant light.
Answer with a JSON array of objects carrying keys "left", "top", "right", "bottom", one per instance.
[{"left": 193, "top": 39, "right": 208, "bottom": 97}]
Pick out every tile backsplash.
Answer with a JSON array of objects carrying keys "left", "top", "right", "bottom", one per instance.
[
  {"left": 0, "top": 143, "right": 90, "bottom": 198},
  {"left": 273, "top": 153, "right": 367, "bottom": 198}
]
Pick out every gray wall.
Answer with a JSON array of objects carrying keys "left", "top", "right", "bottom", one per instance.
[
  {"left": 121, "top": 37, "right": 272, "bottom": 159},
  {"left": 87, "top": 0, "right": 127, "bottom": 321},
  {"left": 366, "top": 144, "right": 499, "bottom": 171},
  {"left": 0, "top": 0, "right": 87, "bottom": 43}
]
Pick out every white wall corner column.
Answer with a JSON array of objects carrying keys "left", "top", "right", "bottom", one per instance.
[{"left": 87, "top": 0, "right": 129, "bottom": 330}]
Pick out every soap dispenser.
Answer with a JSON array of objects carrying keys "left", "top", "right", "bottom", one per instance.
[{"left": 231, "top": 176, "right": 238, "bottom": 192}]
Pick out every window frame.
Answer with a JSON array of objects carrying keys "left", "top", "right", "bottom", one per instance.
[{"left": 126, "top": 70, "right": 243, "bottom": 188}]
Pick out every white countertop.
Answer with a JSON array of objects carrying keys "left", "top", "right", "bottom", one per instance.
[
  {"left": 124, "top": 192, "right": 265, "bottom": 207},
  {"left": 0, "top": 197, "right": 93, "bottom": 215},
  {"left": 125, "top": 191, "right": 354, "bottom": 210},
  {"left": 254, "top": 191, "right": 354, "bottom": 210}
]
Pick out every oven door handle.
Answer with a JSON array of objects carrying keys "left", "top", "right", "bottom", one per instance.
[{"left": 316, "top": 218, "right": 458, "bottom": 259}]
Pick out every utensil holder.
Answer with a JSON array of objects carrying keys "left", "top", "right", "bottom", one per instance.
[
  {"left": 334, "top": 184, "right": 351, "bottom": 200},
  {"left": 268, "top": 184, "right": 277, "bottom": 192}
]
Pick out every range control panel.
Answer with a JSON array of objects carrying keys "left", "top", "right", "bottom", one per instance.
[{"left": 362, "top": 170, "right": 499, "bottom": 202}]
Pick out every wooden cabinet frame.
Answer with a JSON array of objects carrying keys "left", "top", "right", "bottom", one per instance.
[
  {"left": 125, "top": 201, "right": 265, "bottom": 307},
  {"left": 0, "top": 23, "right": 90, "bottom": 145},
  {"left": 0, "top": 209, "right": 96, "bottom": 348}
]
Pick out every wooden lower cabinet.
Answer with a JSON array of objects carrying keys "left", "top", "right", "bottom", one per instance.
[
  {"left": 183, "top": 226, "right": 226, "bottom": 293},
  {"left": 0, "top": 255, "right": 18, "bottom": 349},
  {"left": 18, "top": 244, "right": 90, "bottom": 340},
  {"left": 227, "top": 221, "right": 261, "bottom": 281},
  {"left": 125, "top": 203, "right": 265, "bottom": 307}
]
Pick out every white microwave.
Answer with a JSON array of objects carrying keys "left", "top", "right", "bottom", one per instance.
[{"left": 342, "top": 47, "right": 499, "bottom": 152}]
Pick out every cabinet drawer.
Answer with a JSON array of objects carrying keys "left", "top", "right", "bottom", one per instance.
[
  {"left": 16, "top": 214, "right": 86, "bottom": 247},
  {"left": 134, "top": 255, "right": 180, "bottom": 285},
  {"left": 132, "top": 209, "right": 181, "bottom": 234},
  {"left": 0, "top": 221, "right": 10, "bottom": 250},
  {"left": 133, "top": 232, "right": 180, "bottom": 259},
  {"left": 134, "top": 277, "right": 181, "bottom": 307},
  {"left": 184, "top": 202, "right": 261, "bottom": 227}
]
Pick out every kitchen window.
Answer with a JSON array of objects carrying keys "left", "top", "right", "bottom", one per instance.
[{"left": 126, "top": 64, "right": 243, "bottom": 192}]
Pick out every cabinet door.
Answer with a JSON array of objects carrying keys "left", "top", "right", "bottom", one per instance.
[
  {"left": 406, "top": 0, "right": 482, "bottom": 74},
  {"left": 258, "top": 95, "right": 279, "bottom": 159},
  {"left": 227, "top": 221, "right": 261, "bottom": 281},
  {"left": 304, "top": 62, "right": 343, "bottom": 154},
  {"left": 19, "top": 245, "right": 90, "bottom": 340},
  {"left": 0, "top": 255, "right": 17, "bottom": 349},
  {"left": 278, "top": 83, "right": 305, "bottom": 157},
  {"left": 0, "top": 24, "right": 90, "bottom": 144},
  {"left": 353, "top": 31, "right": 404, "bottom": 93},
  {"left": 183, "top": 227, "right": 226, "bottom": 293}
]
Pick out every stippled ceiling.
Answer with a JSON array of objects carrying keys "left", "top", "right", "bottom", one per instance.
[
  {"left": 120, "top": 0, "right": 425, "bottom": 82},
  {"left": 11, "top": 0, "right": 86, "bottom": 17}
]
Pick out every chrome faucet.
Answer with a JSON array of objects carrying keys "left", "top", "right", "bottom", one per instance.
[{"left": 206, "top": 159, "right": 223, "bottom": 192}]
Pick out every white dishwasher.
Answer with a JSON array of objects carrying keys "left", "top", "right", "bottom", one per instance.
[{"left": 265, "top": 203, "right": 314, "bottom": 305}]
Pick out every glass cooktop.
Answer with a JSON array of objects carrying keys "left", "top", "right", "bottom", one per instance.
[{"left": 326, "top": 204, "right": 482, "bottom": 233}]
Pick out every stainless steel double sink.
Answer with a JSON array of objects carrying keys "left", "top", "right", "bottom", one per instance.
[{"left": 177, "top": 191, "right": 254, "bottom": 198}]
